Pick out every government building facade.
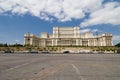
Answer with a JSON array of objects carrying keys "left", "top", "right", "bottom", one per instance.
[{"left": 24, "top": 27, "right": 112, "bottom": 47}]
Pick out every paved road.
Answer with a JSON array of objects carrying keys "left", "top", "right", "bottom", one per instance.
[{"left": 0, "top": 53, "right": 120, "bottom": 80}]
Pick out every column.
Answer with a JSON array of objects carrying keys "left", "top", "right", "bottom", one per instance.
[
  {"left": 55, "top": 39, "right": 58, "bottom": 46},
  {"left": 80, "top": 39, "right": 82, "bottom": 46},
  {"left": 76, "top": 39, "right": 79, "bottom": 46},
  {"left": 94, "top": 39, "right": 96, "bottom": 46},
  {"left": 43, "top": 39, "right": 46, "bottom": 47},
  {"left": 88, "top": 39, "right": 89, "bottom": 46},
  {"left": 52, "top": 39, "right": 54, "bottom": 46},
  {"left": 30, "top": 38, "right": 33, "bottom": 45}
]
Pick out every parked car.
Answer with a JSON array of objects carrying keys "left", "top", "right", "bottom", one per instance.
[
  {"left": 28, "top": 50, "right": 38, "bottom": 53},
  {"left": 41, "top": 51, "right": 50, "bottom": 53},
  {"left": 63, "top": 51, "right": 70, "bottom": 53},
  {"left": 4, "top": 50, "right": 14, "bottom": 53},
  {"left": 117, "top": 50, "right": 120, "bottom": 53}
]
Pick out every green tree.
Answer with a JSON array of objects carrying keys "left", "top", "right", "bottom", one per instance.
[{"left": 115, "top": 42, "right": 120, "bottom": 47}]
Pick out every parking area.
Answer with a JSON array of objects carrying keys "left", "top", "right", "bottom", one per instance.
[{"left": 0, "top": 53, "right": 120, "bottom": 80}]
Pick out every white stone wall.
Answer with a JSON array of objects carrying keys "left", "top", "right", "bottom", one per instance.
[{"left": 41, "top": 32, "right": 48, "bottom": 38}]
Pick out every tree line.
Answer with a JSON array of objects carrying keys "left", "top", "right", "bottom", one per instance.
[
  {"left": 0, "top": 43, "right": 23, "bottom": 47},
  {"left": 115, "top": 42, "right": 120, "bottom": 47}
]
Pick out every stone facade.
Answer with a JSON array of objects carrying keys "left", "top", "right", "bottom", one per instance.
[{"left": 24, "top": 27, "right": 112, "bottom": 47}]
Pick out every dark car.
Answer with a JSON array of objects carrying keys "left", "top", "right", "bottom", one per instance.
[
  {"left": 63, "top": 51, "right": 70, "bottom": 53},
  {"left": 28, "top": 50, "right": 38, "bottom": 53},
  {"left": 117, "top": 50, "right": 120, "bottom": 53},
  {"left": 4, "top": 50, "right": 14, "bottom": 53}
]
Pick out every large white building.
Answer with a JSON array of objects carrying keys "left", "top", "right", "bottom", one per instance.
[{"left": 24, "top": 27, "right": 112, "bottom": 47}]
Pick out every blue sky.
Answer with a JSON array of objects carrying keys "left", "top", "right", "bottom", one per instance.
[{"left": 0, "top": 0, "right": 120, "bottom": 45}]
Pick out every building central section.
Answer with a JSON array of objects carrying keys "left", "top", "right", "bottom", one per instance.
[{"left": 53, "top": 27, "right": 79, "bottom": 38}]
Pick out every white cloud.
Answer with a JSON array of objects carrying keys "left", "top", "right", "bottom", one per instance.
[
  {"left": 80, "top": 28, "right": 91, "bottom": 33},
  {"left": 80, "top": 28, "right": 99, "bottom": 33},
  {"left": 12, "top": 6, "right": 28, "bottom": 15},
  {"left": 80, "top": 2, "right": 120, "bottom": 27},
  {"left": 0, "top": 0, "right": 103, "bottom": 22},
  {"left": 15, "top": 40, "right": 19, "bottom": 42},
  {"left": 92, "top": 29, "right": 99, "bottom": 32},
  {"left": 0, "top": 0, "right": 120, "bottom": 27}
]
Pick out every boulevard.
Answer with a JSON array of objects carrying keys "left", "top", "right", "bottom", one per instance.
[{"left": 0, "top": 53, "right": 120, "bottom": 80}]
